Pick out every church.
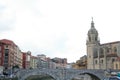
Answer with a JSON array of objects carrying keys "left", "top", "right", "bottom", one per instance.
[{"left": 86, "top": 18, "right": 120, "bottom": 69}]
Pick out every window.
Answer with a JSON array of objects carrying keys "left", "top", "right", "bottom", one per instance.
[
  {"left": 4, "top": 59, "right": 8, "bottom": 63},
  {"left": 0, "top": 52, "right": 1, "bottom": 57},
  {"left": 114, "top": 47, "right": 117, "bottom": 53},
  {"left": 4, "top": 49, "right": 9, "bottom": 57},
  {"left": 100, "top": 48, "right": 104, "bottom": 57},
  {"left": 6, "top": 45, "right": 8, "bottom": 48},
  {"left": 5, "top": 53, "right": 8, "bottom": 56},
  {"left": 89, "top": 36, "right": 91, "bottom": 42},
  {"left": 0, "top": 46, "right": 1, "bottom": 51},
  {"left": 95, "top": 60, "right": 97, "bottom": 64},
  {"left": 95, "top": 36, "right": 97, "bottom": 41},
  {"left": 106, "top": 48, "right": 109, "bottom": 53},
  {"left": 93, "top": 48, "right": 98, "bottom": 57},
  {"left": 5, "top": 49, "right": 9, "bottom": 53},
  {"left": 112, "top": 59, "right": 115, "bottom": 63},
  {"left": 100, "top": 48, "right": 103, "bottom": 54},
  {"left": 116, "top": 64, "right": 118, "bottom": 69},
  {"left": 101, "top": 60, "right": 103, "bottom": 64}
]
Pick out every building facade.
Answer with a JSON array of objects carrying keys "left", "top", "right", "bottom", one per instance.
[
  {"left": 30, "top": 56, "right": 37, "bottom": 69},
  {"left": 113, "top": 57, "right": 120, "bottom": 69},
  {"left": 0, "top": 39, "right": 22, "bottom": 69},
  {"left": 51, "top": 57, "right": 67, "bottom": 68},
  {"left": 22, "top": 51, "right": 31, "bottom": 69},
  {"left": 36, "top": 54, "right": 56, "bottom": 69},
  {"left": 72, "top": 55, "right": 87, "bottom": 69},
  {"left": 86, "top": 19, "right": 120, "bottom": 69},
  {"left": 36, "top": 54, "right": 67, "bottom": 69},
  {"left": 36, "top": 54, "right": 48, "bottom": 69}
]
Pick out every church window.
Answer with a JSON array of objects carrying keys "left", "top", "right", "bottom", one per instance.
[
  {"left": 100, "top": 48, "right": 104, "bottom": 57},
  {"left": 94, "top": 49, "right": 98, "bottom": 58},
  {"left": 106, "top": 48, "right": 109, "bottom": 53},
  {"left": 95, "top": 60, "right": 97, "bottom": 64},
  {"left": 112, "top": 59, "right": 115, "bottom": 63},
  {"left": 100, "top": 48, "right": 103, "bottom": 54},
  {"left": 101, "top": 60, "right": 103, "bottom": 64},
  {"left": 95, "top": 36, "right": 97, "bottom": 41},
  {"left": 89, "top": 36, "right": 91, "bottom": 42},
  {"left": 116, "top": 64, "right": 118, "bottom": 69},
  {"left": 114, "top": 47, "right": 117, "bottom": 53}
]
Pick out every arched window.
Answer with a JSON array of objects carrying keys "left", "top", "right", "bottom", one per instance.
[
  {"left": 112, "top": 59, "right": 115, "bottom": 63},
  {"left": 100, "top": 48, "right": 104, "bottom": 54},
  {"left": 101, "top": 60, "right": 103, "bottom": 64},
  {"left": 114, "top": 47, "right": 117, "bottom": 53},
  {"left": 89, "top": 36, "right": 91, "bottom": 42},
  {"left": 100, "top": 48, "right": 104, "bottom": 57},
  {"left": 106, "top": 47, "right": 109, "bottom": 53},
  {"left": 95, "top": 60, "right": 97, "bottom": 64},
  {"left": 94, "top": 48, "right": 98, "bottom": 58},
  {"left": 95, "top": 36, "right": 97, "bottom": 41},
  {"left": 116, "top": 64, "right": 118, "bottom": 69}
]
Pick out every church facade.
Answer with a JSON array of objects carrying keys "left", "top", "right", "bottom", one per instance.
[{"left": 86, "top": 19, "right": 120, "bottom": 69}]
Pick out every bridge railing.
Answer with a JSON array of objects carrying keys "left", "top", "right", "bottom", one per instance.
[{"left": 16, "top": 68, "right": 106, "bottom": 80}]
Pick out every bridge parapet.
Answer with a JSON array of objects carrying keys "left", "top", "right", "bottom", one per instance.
[{"left": 16, "top": 69, "right": 106, "bottom": 80}]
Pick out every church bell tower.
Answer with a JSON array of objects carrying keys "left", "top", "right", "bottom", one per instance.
[{"left": 86, "top": 18, "right": 100, "bottom": 69}]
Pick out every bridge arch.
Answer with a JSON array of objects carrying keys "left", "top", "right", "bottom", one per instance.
[
  {"left": 68, "top": 70, "right": 105, "bottom": 80},
  {"left": 16, "top": 69, "right": 105, "bottom": 80},
  {"left": 17, "top": 69, "right": 59, "bottom": 80},
  {"left": 69, "top": 73, "right": 101, "bottom": 80}
]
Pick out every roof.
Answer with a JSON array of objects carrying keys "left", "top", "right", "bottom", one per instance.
[
  {"left": 31, "top": 56, "right": 37, "bottom": 59},
  {"left": 0, "top": 39, "right": 17, "bottom": 46},
  {"left": 101, "top": 41, "right": 120, "bottom": 46}
]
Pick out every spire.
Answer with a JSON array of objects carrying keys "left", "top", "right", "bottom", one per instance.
[{"left": 91, "top": 17, "right": 94, "bottom": 28}]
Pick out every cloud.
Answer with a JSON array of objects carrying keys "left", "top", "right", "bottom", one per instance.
[
  {"left": 0, "top": 3, "right": 15, "bottom": 32},
  {"left": 2, "top": 0, "right": 120, "bottom": 63},
  {"left": 0, "top": 22, "right": 14, "bottom": 31},
  {"left": 0, "top": 5, "right": 5, "bottom": 12},
  {"left": 0, "top": 0, "right": 88, "bottom": 63}
]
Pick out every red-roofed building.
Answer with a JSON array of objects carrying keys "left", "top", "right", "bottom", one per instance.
[{"left": 0, "top": 39, "right": 22, "bottom": 69}]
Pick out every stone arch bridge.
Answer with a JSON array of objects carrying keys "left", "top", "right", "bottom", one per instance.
[{"left": 16, "top": 69, "right": 105, "bottom": 80}]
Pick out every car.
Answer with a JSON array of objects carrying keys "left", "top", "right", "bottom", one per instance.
[
  {"left": 103, "top": 76, "right": 120, "bottom": 80},
  {"left": 0, "top": 74, "right": 4, "bottom": 78},
  {"left": 109, "top": 76, "right": 120, "bottom": 80}
]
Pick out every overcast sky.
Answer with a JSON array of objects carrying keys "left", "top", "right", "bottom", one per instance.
[{"left": 0, "top": 0, "right": 120, "bottom": 62}]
